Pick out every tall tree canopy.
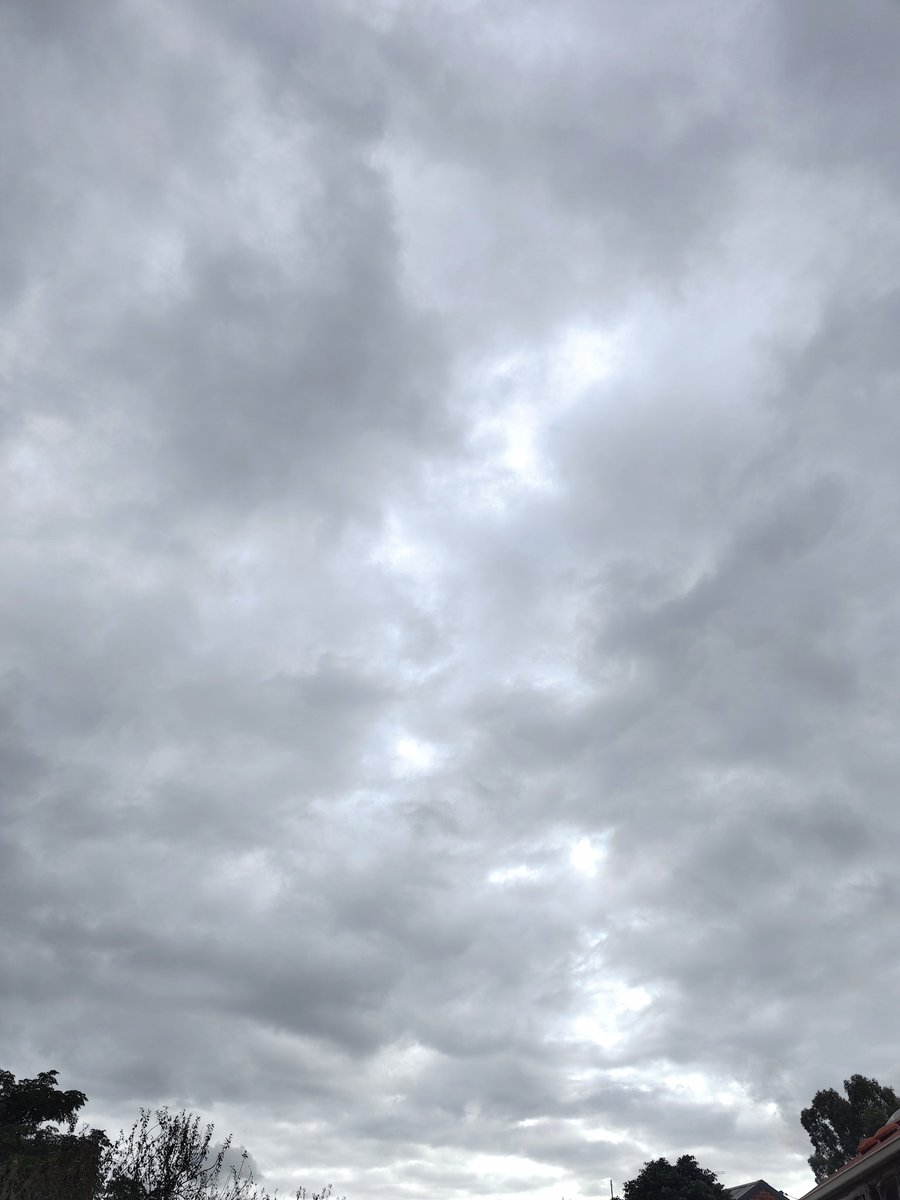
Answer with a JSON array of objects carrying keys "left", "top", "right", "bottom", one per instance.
[
  {"left": 801, "top": 1074, "right": 900, "bottom": 1183},
  {"left": 623, "top": 1154, "right": 729, "bottom": 1200},
  {"left": 0, "top": 1068, "right": 87, "bottom": 1137},
  {"left": 0, "top": 1068, "right": 105, "bottom": 1200}
]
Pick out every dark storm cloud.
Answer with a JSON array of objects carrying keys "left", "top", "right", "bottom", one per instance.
[{"left": 5, "top": 1, "right": 900, "bottom": 1198}]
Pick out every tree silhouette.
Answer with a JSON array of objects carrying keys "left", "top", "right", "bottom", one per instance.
[
  {"left": 0, "top": 1066, "right": 343, "bottom": 1200},
  {"left": 623, "top": 1154, "right": 729, "bottom": 1200},
  {"left": 801, "top": 1074, "right": 900, "bottom": 1183},
  {"left": 0, "top": 1068, "right": 105, "bottom": 1200}
]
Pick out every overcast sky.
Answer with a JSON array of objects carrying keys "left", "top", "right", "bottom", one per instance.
[{"left": 4, "top": 2, "right": 900, "bottom": 1198}]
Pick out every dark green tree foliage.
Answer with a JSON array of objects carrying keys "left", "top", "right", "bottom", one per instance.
[
  {"left": 801, "top": 1074, "right": 900, "bottom": 1183},
  {"left": 0, "top": 1068, "right": 106, "bottom": 1200},
  {"left": 623, "top": 1155, "right": 729, "bottom": 1200},
  {"left": 0, "top": 1068, "right": 87, "bottom": 1134}
]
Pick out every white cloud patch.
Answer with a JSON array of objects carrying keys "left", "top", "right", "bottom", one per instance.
[
  {"left": 392, "top": 734, "right": 439, "bottom": 776},
  {"left": 569, "top": 837, "right": 605, "bottom": 879}
]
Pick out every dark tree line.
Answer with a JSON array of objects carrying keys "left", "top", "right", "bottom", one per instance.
[
  {"left": 615, "top": 1072, "right": 898, "bottom": 1200},
  {"left": 5, "top": 1063, "right": 898, "bottom": 1197},
  {"left": 0, "top": 1068, "right": 339, "bottom": 1200}
]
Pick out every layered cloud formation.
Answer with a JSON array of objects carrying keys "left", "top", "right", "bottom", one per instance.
[{"left": 4, "top": 2, "right": 900, "bottom": 1198}]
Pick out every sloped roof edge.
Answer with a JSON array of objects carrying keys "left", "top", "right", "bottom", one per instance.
[
  {"left": 800, "top": 1128, "right": 900, "bottom": 1200},
  {"left": 729, "top": 1181, "right": 782, "bottom": 1200}
]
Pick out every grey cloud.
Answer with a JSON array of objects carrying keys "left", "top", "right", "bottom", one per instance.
[
  {"left": 5, "top": 2, "right": 900, "bottom": 1199},
  {"left": 774, "top": 0, "right": 900, "bottom": 174}
]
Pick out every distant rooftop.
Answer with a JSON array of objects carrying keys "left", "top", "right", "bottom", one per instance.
[{"left": 729, "top": 1180, "right": 786, "bottom": 1200}]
